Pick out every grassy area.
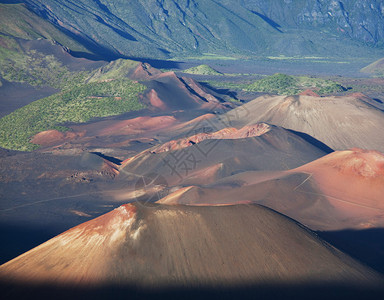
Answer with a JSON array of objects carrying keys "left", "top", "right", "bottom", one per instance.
[
  {"left": 0, "top": 79, "right": 146, "bottom": 151},
  {"left": 87, "top": 59, "right": 140, "bottom": 82},
  {"left": 201, "top": 73, "right": 346, "bottom": 96},
  {"left": 245, "top": 73, "right": 346, "bottom": 95},
  {"left": 182, "top": 64, "right": 223, "bottom": 76},
  {"left": 0, "top": 42, "right": 88, "bottom": 89}
]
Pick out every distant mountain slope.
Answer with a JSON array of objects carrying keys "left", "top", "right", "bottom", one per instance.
[
  {"left": 25, "top": 0, "right": 275, "bottom": 59},
  {"left": 0, "top": 3, "right": 91, "bottom": 56},
  {"left": 23, "top": 0, "right": 384, "bottom": 59},
  {"left": 241, "top": 0, "right": 384, "bottom": 46},
  {"left": 361, "top": 57, "right": 384, "bottom": 76},
  {"left": 0, "top": 3, "right": 104, "bottom": 88}
]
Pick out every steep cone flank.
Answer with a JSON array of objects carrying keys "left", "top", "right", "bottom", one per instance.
[
  {"left": 1, "top": 203, "right": 382, "bottom": 288},
  {"left": 297, "top": 148, "right": 384, "bottom": 180},
  {"left": 0, "top": 204, "right": 137, "bottom": 284},
  {"left": 293, "top": 149, "right": 384, "bottom": 223},
  {"left": 158, "top": 149, "right": 384, "bottom": 230},
  {"left": 231, "top": 94, "right": 384, "bottom": 152},
  {"left": 147, "top": 89, "right": 168, "bottom": 110},
  {"left": 144, "top": 72, "right": 224, "bottom": 111},
  {"left": 118, "top": 124, "right": 330, "bottom": 187}
]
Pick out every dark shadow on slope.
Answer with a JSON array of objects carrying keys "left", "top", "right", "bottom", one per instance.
[
  {"left": 178, "top": 77, "right": 208, "bottom": 102},
  {"left": 90, "top": 152, "right": 122, "bottom": 165},
  {"left": 372, "top": 98, "right": 383, "bottom": 104},
  {"left": 0, "top": 80, "right": 58, "bottom": 118},
  {"left": 23, "top": 7, "right": 119, "bottom": 61},
  {"left": 251, "top": 11, "right": 283, "bottom": 33},
  {"left": 318, "top": 228, "right": 384, "bottom": 275},
  {"left": 93, "top": 0, "right": 111, "bottom": 14},
  {"left": 0, "top": 223, "right": 63, "bottom": 265},
  {"left": 0, "top": 147, "right": 24, "bottom": 158},
  {"left": 94, "top": 15, "right": 137, "bottom": 41},
  {"left": 1, "top": 280, "right": 383, "bottom": 300},
  {"left": 199, "top": 81, "right": 240, "bottom": 101},
  {"left": 127, "top": 57, "right": 184, "bottom": 70},
  {"left": 288, "top": 129, "right": 334, "bottom": 154}
]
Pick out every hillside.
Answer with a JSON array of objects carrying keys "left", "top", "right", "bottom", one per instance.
[
  {"left": 183, "top": 64, "right": 223, "bottom": 76},
  {"left": 158, "top": 148, "right": 384, "bottom": 231},
  {"left": 0, "top": 3, "right": 91, "bottom": 56},
  {"left": 224, "top": 94, "right": 384, "bottom": 152},
  {"left": 361, "top": 58, "right": 384, "bottom": 77},
  {"left": 0, "top": 3, "right": 104, "bottom": 89},
  {"left": 23, "top": 0, "right": 384, "bottom": 59},
  {"left": 245, "top": 73, "right": 346, "bottom": 95},
  {"left": 0, "top": 79, "right": 146, "bottom": 151},
  {"left": 241, "top": 0, "right": 384, "bottom": 46},
  {"left": 1, "top": 203, "right": 383, "bottom": 299}
]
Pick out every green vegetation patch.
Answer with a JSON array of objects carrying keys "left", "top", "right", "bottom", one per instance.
[
  {"left": 183, "top": 64, "right": 223, "bottom": 76},
  {"left": 0, "top": 79, "right": 146, "bottom": 151},
  {"left": 87, "top": 59, "right": 140, "bottom": 82},
  {"left": 245, "top": 73, "right": 346, "bottom": 95},
  {"left": 0, "top": 45, "right": 88, "bottom": 89}
]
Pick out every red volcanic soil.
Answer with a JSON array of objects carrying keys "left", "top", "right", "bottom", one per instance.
[
  {"left": 151, "top": 123, "right": 271, "bottom": 153},
  {"left": 0, "top": 204, "right": 137, "bottom": 284},
  {"left": 98, "top": 115, "right": 177, "bottom": 136},
  {"left": 31, "top": 129, "right": 85, "bottom": 147},
  {"left": 144, "top": 72, "right": 225, "bottom": 111},
  {"left": 131, "top": 63, "right": 162, "bottom": 80},
  {"left": 294, "top": 149, "right": 384, "bottom": 227},
  {"left": 101, "top": 159, "right": 120, "bottom": 177},
  {"left": 1, "top": 203, "right": 382, "bottom": 293},
  {"left": 67, "top": 115, "right": 178, "bottom": 144},
  {"left": 146, "top": 89, "right": 167, "bottom": 110},
  {"left": 31, "top": 130, "right": 65, "bottom": 146},
  {"left": 157, "top": 148, "right": 384, "bottom": 230},
  {"left": 299, "top": 89, "right": 320, "bottom": 97}
]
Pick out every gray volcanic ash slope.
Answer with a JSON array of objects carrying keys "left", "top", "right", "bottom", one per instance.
[{"left": 222, "top": 94, "right": 384, "bottom": 152}]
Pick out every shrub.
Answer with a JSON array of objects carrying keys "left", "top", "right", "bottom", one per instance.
[{"left": 0, "top": 79, "right": 146, "bottom": 151}]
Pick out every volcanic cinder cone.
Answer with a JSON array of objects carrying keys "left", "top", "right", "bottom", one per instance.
[
  {"left": 158, "top": 149, "right": 384, "bottom": 231},
  {"left": 227, "top": 94, "right": 384, "bottom": 152},
  {"left": 1, "top": 203, "right": 382, "bottom": 295}
]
